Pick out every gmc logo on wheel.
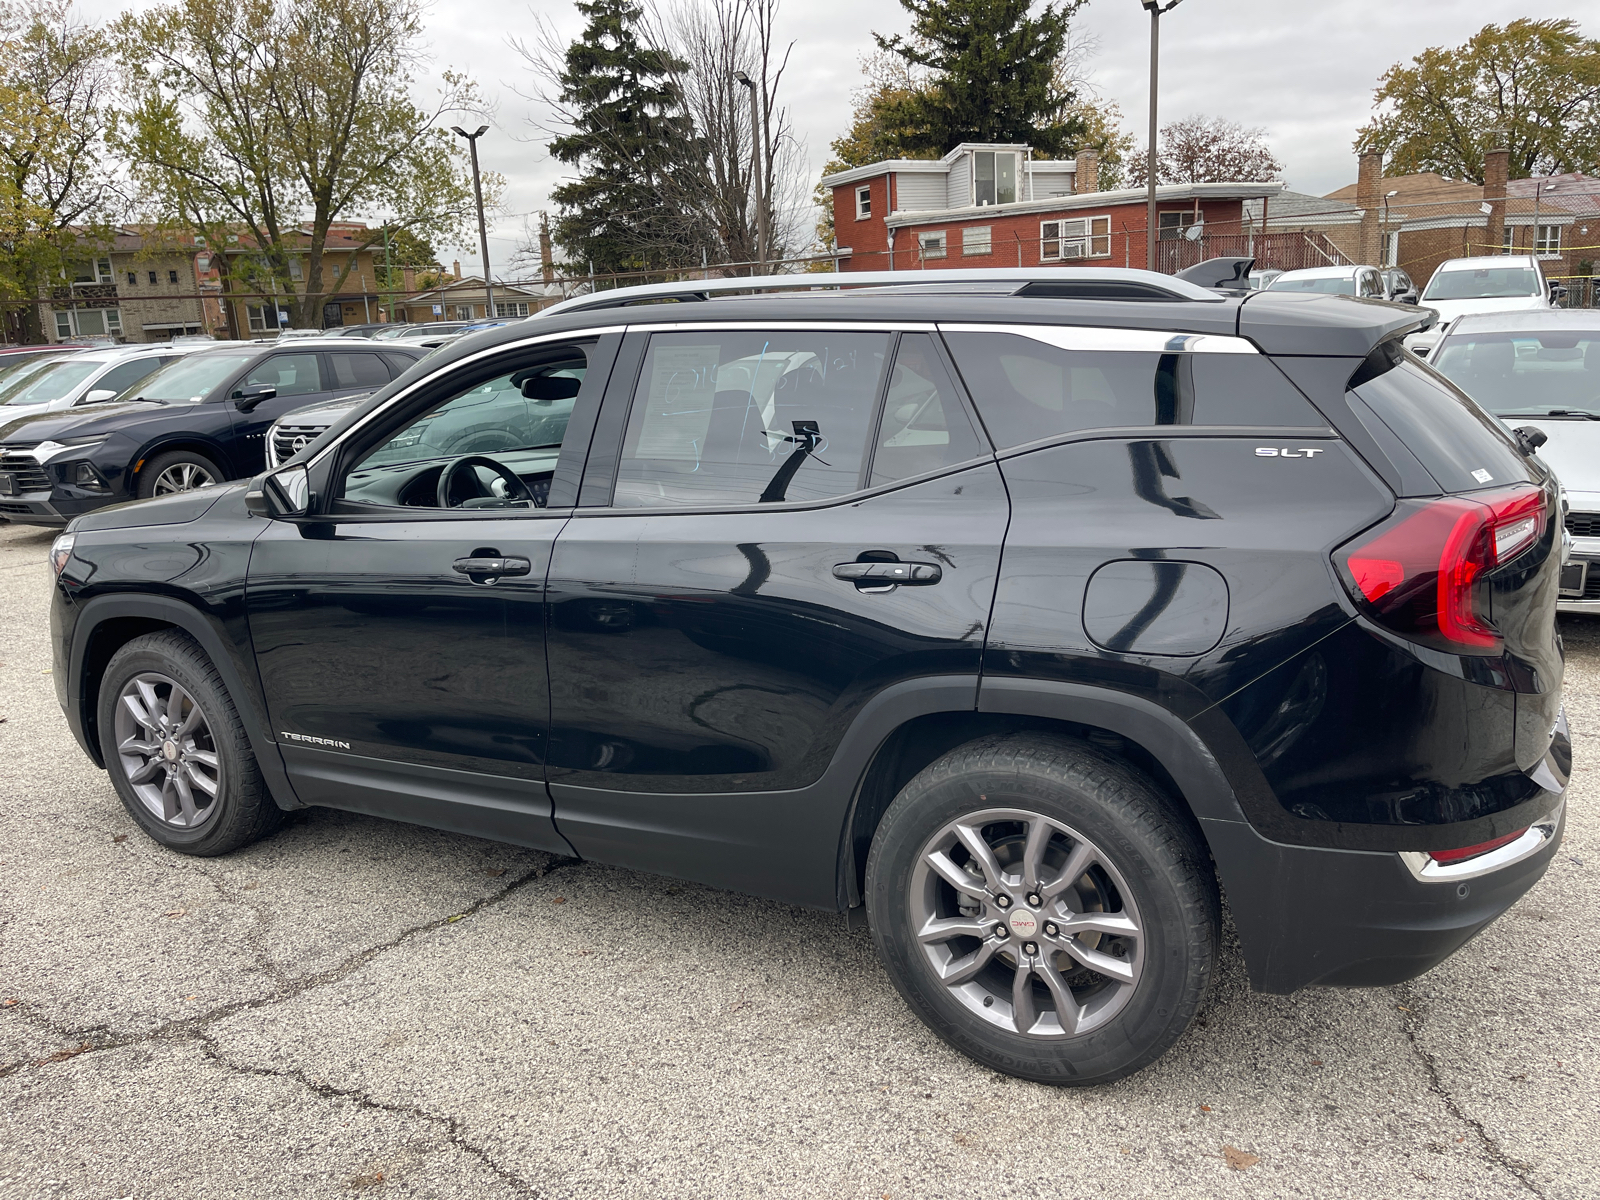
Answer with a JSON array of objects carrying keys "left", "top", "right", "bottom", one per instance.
[{"left": 1255, "top": 447, "right": 1326, "bottom": 458}]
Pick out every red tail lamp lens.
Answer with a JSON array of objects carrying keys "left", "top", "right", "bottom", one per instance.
[
  {"left": 1339, "top": 485, "right": 1547, "bottom": 651},
  {"left": 1428, "top": 828, "right": 1527, "bottom": 865}
]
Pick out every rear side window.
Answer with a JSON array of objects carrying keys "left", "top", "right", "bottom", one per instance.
[
  {"left": 327, "top": 351, "right": 391, "bottom": 388},
  {"left": 870, "top": 334, "right": 985, "bottom": 486},
  {"left": 614, "top": 330, "right": 889, "bottom": 507},
  {"left": 1351, "top": 352, "right": 1530, "bottom": 493},
  {"left": 943, "top": 331, "right": 1323, "bottom": 449}
]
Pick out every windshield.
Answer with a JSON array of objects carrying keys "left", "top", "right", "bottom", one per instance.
[
  {"left": 0, "top": 351, "right": 71, "bottom": 385},
  {"left": 127, "top": 354, "right": 249, "bottom": 402},
  {"left": 1423, "top": 267, "right": 1540, "bottom": 301},
  {"left": 1432, "top": 329, "right": 1600, "bottom": 416},
  {"left": 0, "top": 358, "right": 103, "bottom": 405},
  {"left": 1267, "top": 275, "right": 1355, "bottom": 295}
]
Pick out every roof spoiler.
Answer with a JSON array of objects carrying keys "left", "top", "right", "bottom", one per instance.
[{"left": 1175, "top": 256, "right": 1256, "bottom": 291}]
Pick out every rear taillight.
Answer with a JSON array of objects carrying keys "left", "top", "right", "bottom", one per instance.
[
  {"left": 1429, "top": 828, "right": 1528, "bottom": 865},
  {"left": 1337, "top": 484, "right": 1548, "bottom": 652}
]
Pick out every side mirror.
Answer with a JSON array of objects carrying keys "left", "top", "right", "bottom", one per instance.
[
  {"left": 244, "top": 464, "right": 310, "bottom": 518},
  {"left": 232, "top": 384, "right": 278, "bottom": 412},
  {"left": 83, "top": 388, "right": 118, "bottom": 403}
]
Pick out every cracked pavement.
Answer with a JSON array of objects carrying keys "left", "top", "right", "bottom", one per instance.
[{"left": 1, "top": 516, "right": 1596, "bottom": 1199}]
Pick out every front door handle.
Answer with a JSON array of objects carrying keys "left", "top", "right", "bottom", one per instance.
[
  {"left": 832, "top": 561, "right": 942, "bottom": 586},
  {"left": 452, "top": 555, "right": 532, "bottom": 581}
]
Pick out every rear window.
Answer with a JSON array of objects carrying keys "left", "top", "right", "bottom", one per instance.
[
  {"left": 942, "top": 331, "right": 1324, "bottom": 448},
  {"left": 1350, "top": 349, "right": 1530, "bottom": 493},
  {"left": 1432, "top": 329, "right": 1600, "bottom": 418}
]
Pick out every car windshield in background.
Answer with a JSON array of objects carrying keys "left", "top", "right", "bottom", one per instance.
[
  {"left": 1423, "top": 267, "right": 1540, "bottom": 301},
  {"left": 1433, "top": 330, "right": 1600, "bottom": 416},
  {"left": 1268, "top": 276, "right": 1355, "bottom": 295},
  {"left": 0, "top": 359, "right": 103, "bottom": 405},
  {"left": 128, "top": 354, "right": 250, "bottom": 402}
]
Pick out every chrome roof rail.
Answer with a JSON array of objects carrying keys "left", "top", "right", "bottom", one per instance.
[{"left": 532, "top": 266, "right": 1224, "bottom": 321}]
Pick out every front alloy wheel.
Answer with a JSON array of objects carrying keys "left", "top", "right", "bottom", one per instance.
[
  {"left": 113, "top": 672, "right": 222, "bottom": 828},
  {"left": 151, "top": 461, "right": 217, "bottom": 494}
]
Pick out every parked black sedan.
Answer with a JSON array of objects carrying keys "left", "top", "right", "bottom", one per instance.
[{"left": 0, "top": 340, "right": 421, "bottom": 526}]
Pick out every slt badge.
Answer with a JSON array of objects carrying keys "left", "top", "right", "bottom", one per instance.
[{"left": 1255, "top": 447, "right": 1325, "bottom": 458}]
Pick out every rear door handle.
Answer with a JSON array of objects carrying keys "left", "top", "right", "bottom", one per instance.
[
  {"left": 832, "top": 561, "right": 941, "bottom": 585},
  {"left": 452, "top": 556, "right": 532, "bottom": 579}
]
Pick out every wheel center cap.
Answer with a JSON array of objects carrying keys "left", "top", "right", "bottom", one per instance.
[
  {"left": 1007, "top": 908, "right": 1039, "bottom": 938},
  {"left": 162, "top": 740, "right": 180, "bottom": 762}
]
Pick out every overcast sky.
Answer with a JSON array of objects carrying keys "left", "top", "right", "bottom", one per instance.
[{"left": 80, "top": 0, "right": 1598, "bottom": 278}]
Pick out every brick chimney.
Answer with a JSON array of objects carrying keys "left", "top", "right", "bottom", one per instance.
[
  {"left": 1356, "top": 148, "right": 1383, "bottom": 265},
  {"left": 1074, "top": 149, "right": 1100, "bottom": 195},
  {"left": 539, "top": 211, "right": 555, "bottom": 284},
  {"left": 1483, "top": 131, "right": 1509, "bottom": 255},
  {"left": 452, "top": 259, "right": 462, "bottom": 279}
]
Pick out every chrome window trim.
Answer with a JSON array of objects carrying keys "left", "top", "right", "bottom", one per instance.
[
  {"left": 300, "top": 325, "right": 626, "bottom": 470},
  {"left": 626, "top": 321, "right": 935, "bottom": 334},
  {"left": 1397, "top": 802, "right": 1563, "bottom": 882},
  {"left": 938, "top": 322, "right": 1259, "bottom": 355}
]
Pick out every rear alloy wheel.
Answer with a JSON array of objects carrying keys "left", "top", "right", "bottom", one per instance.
[
  {"left": 138, "top": 450, "right": 222, "bottom": 499},
  {"left": 97, "top": 631, "right": 282, "bottom": 855},
  {"left": 866, "top": 734, "right": 1219, "bottom": 1085}
]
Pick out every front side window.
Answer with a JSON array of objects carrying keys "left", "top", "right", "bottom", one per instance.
[
  {"left": 1433, "top": 329, "right": 1600, "bottom": 418},
  {"left": 89, "top": 358, "right": 165, "bottom": 400},
  {"left": 962, "top": 226, "right": 992, "bottom": 256},
  {"left": 870, "top": 334, "right": 984, "bottom": 486},
  {"left": 1359, "top": 270, "right": 1383, "bottom": 298},
  {"left": 943, "top": 330, "right": 1323, "bottom": 449},
  {"left": 973, "top": 151, "right": 1017, "bottom": 206},
  {"left": 613, "top": 330, "right": 890, "bottom": 508},
  {"left": 918, "top": 232, "right": 946, "bottom": 260},
  {"left": 342, "top": 348, "right": 586, "bottom": 509},
  {"left": 1041, "top": 217, "right": 1111, "bottom": 260},
  {"left": 1423, "top": 267, "right": 1541, "bottom": 302},
  {"left": 244, "top": 353, "right": 322, "bottom": 398},
  {"left": 855, "top": 185, "right": 872, "bottom": 220}
]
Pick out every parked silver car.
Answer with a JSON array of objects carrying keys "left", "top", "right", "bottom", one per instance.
[{"left": 1430, "top": 309, "right": 1600, "bottom": 613}]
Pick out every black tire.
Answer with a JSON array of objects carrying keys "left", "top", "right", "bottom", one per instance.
[
  {"left": 865, "top": 733, "right": 1219, "bottom": 1085},
  {"left": 136, "top": 450, "right": 224, "bottom": 499},
  {"left": 97, "top": 630, "right": 282, "bottom": 855}
]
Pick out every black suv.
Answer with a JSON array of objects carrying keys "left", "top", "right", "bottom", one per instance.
[
  {"left": 48, "top": 268, "right": 1568, "bottom": 1085},
  {"left": 0, "top": 341, "right": 421, "bottom": 526}
]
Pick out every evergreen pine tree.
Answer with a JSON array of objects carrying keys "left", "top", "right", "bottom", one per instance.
[
  {"left": 548, "top": 0, "right": 697, "bottom": 274},
  {"left": 874, "top": 0, "right": 1084, "bottom": 157}
]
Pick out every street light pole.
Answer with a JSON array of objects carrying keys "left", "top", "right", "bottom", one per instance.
[
  {"left": 451, "top": 124, "right": 495, "bottom": 319},
  {"left": 1140, "top": 0, "right": 1186, "bottom": 272},
  {"left": 1382, "top": 189, "right": 1398, "bottom": 267},
  {"left": 1532, "top": 181, "right": 1558, "bottom": 255},
  {"left": 733, "top": 71, "right": 767, "bottom": 274}
]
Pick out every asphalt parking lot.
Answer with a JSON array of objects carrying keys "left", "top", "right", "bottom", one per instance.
[{"left": 1, "top": 515, "right": 1596, "bottom": 1200}]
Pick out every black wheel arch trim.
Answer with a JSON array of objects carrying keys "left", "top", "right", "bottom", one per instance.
[
  {"left": 65, "top": 593, "right": 303, "bottom": 812},
  {"left": 128, "top": 435, "right": 237, "bottom": 491}
]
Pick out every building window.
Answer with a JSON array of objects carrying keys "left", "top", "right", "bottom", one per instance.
[
  {"left": 453, "top": 304, "right": 475, "bottom": 321},
  {"left": 1159, "top": 211, "right": 1198, "bottom": 241},
  {"left": 147, "top": 270, "right": 158, "bottom": 285},
  {"left": 1041, "top": 216, "right": 1112, "bottom": 260},
  {"left": 855, "top": 185, "right": 872, "bottom": 220},
  {"left": 1537, "top": 225, "right": 1561, "bottom": 254},
  {"left": 127, "top": 271, "right": 137, "bottom": 286},
  {"left": 169, "top": 269, "right": 180, "bottom": 284},
  {"left": 973, "top": 151, "right": 1017, "bottom": 206},
  {"left": 918, "top": 231, "right": 947, "bottom": 260},
  {"left": 55, "top": 307, "right": 123, "bottom": 339},
  {"left": 73, "top": 258, "right": 113, "bottom": 284},
  {"left": 494, "top": 301, "right": 529, "bottom": 317},
  {"left": 962, "top": 226, "right": 992, "bottom": 256},
  {"left": 288, "top": 258, "right": 303, "bottom": 281},
  {"left": 1383, "top": 231, "right": 1399, "bottom": 268},
  {"left": 1502, "top": 225, "right": 1517, "bottom": 252},
  {"left": 246, "top": 303, "right": 290, "bottom": 332}
]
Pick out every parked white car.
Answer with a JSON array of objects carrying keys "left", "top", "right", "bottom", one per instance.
[
  {"left": 1265, "top": 264, "right": 1388, "bottom": 299},
  {"left": 1404, "top": 255, "right": 1553, "bottom": 358},
  {"left": 1429, "top": 308, "right": 1600, "bottom": 612},
  {"left": 0, "top": 345, "right": 214, "bottom": 425}
]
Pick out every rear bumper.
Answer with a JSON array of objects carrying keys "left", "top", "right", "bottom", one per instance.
[{"left": 1205, "top": 799, "right": 1564, "bottom": 994}]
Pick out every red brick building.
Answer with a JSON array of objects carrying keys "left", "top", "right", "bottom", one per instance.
[{"left": 822, "top": 142, "right": 1284, "bottom": 274}]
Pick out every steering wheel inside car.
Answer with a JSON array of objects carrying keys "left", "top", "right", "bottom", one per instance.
[{"left": 435, "top": 454, "right": 538, "bottom": 508}]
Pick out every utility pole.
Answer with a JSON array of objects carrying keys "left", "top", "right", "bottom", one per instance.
[
  {"left": 1141, "top": 0, "right": 1186, "bottom": 272},
  {"left": 733, "top": 71, "right": 767, "bottom": 274},
  {"left": 452, "top": 124, "right": 496, "bottom": 318}
]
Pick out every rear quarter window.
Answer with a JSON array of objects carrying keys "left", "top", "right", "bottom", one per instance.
[
  {"left": 942, "top": 330, "right": 1324, "bottom": 448},
  {"left": 1350, "top": 348, "right": 1531, "bottom": 493}
]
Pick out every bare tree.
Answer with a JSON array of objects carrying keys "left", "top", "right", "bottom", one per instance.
[{"left": 1128, "top": 114, "right": 1282, "bottom": 187}]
